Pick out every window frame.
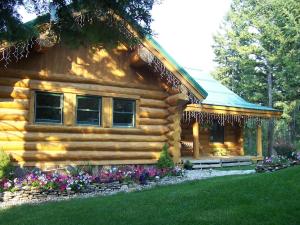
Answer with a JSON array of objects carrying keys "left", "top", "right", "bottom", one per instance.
[
  {"left": 210, "top": 121, "right": 225, "bottom": 143},
  {"left": 34, "top": 91, "right": 64, "bottom": 124},
  {"left": 75, "top": 95, "right": 102, "bottom": 127},
  {"left": 112, "top": 98, "right": 136, "bottom": 128}
]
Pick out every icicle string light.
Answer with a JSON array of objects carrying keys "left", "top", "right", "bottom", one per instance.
[
  {"left": 182, "top": 111, "right": 269, "bottom": 126},
  {"left": 137, "top": 46, "right": 201, "bottom": 104}
]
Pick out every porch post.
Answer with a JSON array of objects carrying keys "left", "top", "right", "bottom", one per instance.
[
  {"left": 193, "top": 121, "right": 200, "bottom": 159},
  {"left": 256, "top": 124, "right": 263, "bottom": 157}
]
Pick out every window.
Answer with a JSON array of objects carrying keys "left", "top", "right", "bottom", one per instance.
[
  {"left": 76, "top": 95, "right": 101, "bottom": 126},
  {"left": 35, "top": 91, "right": 63, "bottom": 124},
  {"left": 210, "top": 121, "right": 224, "bottom": 143},
  {"left": 113, "top": 98, "right": 135, "bottom": 127}
]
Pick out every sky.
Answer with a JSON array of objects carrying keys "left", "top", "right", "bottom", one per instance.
[
  {"left": 151, "top": 0, "right": 232, "bottom": 75},
  {"left": 19, "top": 0, "right": 232, "bottom": 75}
]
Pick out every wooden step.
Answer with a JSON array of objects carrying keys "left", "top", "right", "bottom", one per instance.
[{"left": 183, "top": 157, "right": 253, "bottom": 169}]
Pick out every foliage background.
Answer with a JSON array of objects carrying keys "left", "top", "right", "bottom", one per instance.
[{"left": 213, "top": 0, "right": 300, "bottom": 155}]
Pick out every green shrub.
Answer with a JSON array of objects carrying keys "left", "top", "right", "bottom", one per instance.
[
  {"left": 274, "top": 143, "right": 296, "bottom": 158},
  {"left": 0, "top": 150, "right": 11, "bottom": 179},
  {"left": 157, "top": 144, "right": 174, "bottom": 169},
  {"left": 183, "top": 160, "right": 193, "bottom": 170}
]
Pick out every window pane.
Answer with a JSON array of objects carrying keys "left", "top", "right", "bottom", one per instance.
[
  {"left": 113, "top": 99, "right": 135, "bottom": 127},
  {"left": 35, "top": 107, "right": 62, "bottom": 123},
  {"left": 36, "top": 92, "right": 61, "bottom": 108},
  {"left": 76, "top": 95, "right": 101, "bottom": 126},
  {"left": 113, "top": 112, "right": 134, "bottom": 127},
  {"left": 77, "top": 110, "right": 100, "bottom": 125},
  {"left": 35, "top": 92, "right": 63, "bottom": 124},
  {"left": 210, "top": 121, "right": 224, "bottom": 143},
  {"left": 113, "top": 99, "right": 134, "bottom": 112},
  {"left": 77, "top": 96, "right": 100, "bottom": 110}
]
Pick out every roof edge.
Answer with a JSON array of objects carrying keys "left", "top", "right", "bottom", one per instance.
[
  {"left": 186, "top": 103, "right": 282, "bottom": 118},
  {"left": 144, "top": 36, "right": 208, "bottom": 99}
]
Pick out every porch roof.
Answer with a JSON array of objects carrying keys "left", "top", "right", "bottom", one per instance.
[{"left": 185, "top": 69, "right": 281, "bottom": 117}]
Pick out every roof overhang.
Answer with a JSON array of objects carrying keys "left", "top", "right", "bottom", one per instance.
[
  {"left": 185, "top": 104, "right": 282, "bottom": 118},
  {"left": 183, "top": 103, "right": 282, "bottom": 125}
]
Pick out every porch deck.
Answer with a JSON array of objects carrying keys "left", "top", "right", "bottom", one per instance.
[{"left": 181, "top": 155, "right": 261, "bottom": 169}]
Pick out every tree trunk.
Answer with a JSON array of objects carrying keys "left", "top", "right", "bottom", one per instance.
[
  {"left": 267, "top": 72, "right": 274, "bottom": 156},
  {"left": 290, "top": 107, "right": 296, "bottom": 143}
]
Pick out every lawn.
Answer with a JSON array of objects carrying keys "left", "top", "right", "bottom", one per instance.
[
  {"left": 214, "top": 164, "right": 256, "bottom": 171},
  {"left": 0, "top": 166, "right": 299, "bottom": 225}
]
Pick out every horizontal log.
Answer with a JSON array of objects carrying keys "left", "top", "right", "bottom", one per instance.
[
  {"left": 0, "top": 141, "right": 165, "bottom": 151},
  {"left": 0, "top": 78, "right": 30, "bottom": 88},
  {"left": 139, "top": 118, "right": 168, "bottom": 125},
  {"left": 168, "top": 106, "right": 178, "bottom": 114},
  {"left": 0, "top": 99, "right": 29, "bottom": 109},
  {"left": 139, "top": 125, "right": 169, "bottom": 134},
  {"left": 0, "top": 109, "right": 28, "bottom": 121},
  {"left": 7, "top": 150, "right": 160, "bottom": 161},
  {"left": 140, "top": 98, "right": 169, "bottom": 108},
  {"left": 0, "top": 76, "right": 167, "bottom": 100},
  {"left": 29, "top": 80, "right": 167, "bottom": 100},
  {"left": 167, "top": 123, "right": 181, "bottom": 131},
  {"left": 12, "top": 159, "right": 158, "bottom": 168},
  {"left": 139, "top": 107, "right": 169, "bottom": 119},
  {"left": 0, "top": 131, "right": 167, "bottom": 142},
  {"left": 0, "top": 86, "right": 29, "bottom": 99},
  {"left": 0, "top": 69, "right": 162, "bottom": 91},
  {"left": 166, "top": 114, "right": 179, "bottom": 123},
  {"left": 0, "top": 121, "right": 169, "bottom": 135},
  {"left": 165, "top": 93, "right": 189, "bottom": 106}
]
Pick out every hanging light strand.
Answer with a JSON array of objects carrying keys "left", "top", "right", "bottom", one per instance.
[{"left": 182, "top": 111, "right": 270, "bottom": 126}]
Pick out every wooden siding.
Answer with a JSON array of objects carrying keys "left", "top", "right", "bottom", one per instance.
[
  {"left": 181, "top": 122, "right": 244, "bottom": 157},
  {"left": 0, "top": 44, "right": 186, "bottom": 168}
]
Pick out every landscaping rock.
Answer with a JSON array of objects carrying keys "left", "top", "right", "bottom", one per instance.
[{"left": 120, "top": 185, "right": 129, "bottom": 191}]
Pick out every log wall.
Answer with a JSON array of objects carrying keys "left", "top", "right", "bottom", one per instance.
[
  {"left": 0, "top": 44, "right": 185, "bottom": 168},
  {"left": 181, "top": 122, "right": 244, "bottom": 157}
]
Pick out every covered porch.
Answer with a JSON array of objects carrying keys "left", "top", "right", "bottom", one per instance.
[
  {"left": 180, "top": 103, "right": 282, "bottom": 162},
  {"left": 179, "top": 70, "right": 282, "bottom": 163}
]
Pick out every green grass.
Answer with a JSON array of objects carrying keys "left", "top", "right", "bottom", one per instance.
[
  {"left": 214, "top": 164, "right": 256, "bottom": 171},
  {"left": 1, "top": 166, "right": 300, "bottom": 225}
]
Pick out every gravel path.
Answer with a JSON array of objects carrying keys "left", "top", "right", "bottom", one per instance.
[
  {"left": 185, "top": 169, "right": 255, "bottom": 180},
  {"left": 157, "top": 169, "right": 255, "bottom": 185}
]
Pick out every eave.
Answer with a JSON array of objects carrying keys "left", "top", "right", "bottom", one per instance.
[{"left": 185, "top": 104, "right": 282, "bottom": 118}]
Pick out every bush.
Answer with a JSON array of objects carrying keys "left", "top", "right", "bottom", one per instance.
[
  {"left": 157, "top": 144, "right": 174, "bottom": 169},
  {"left": 256, "top": 155, "right": 291, "bottom": 173},
  {"left": 274, "top": 143, "right": 296, "bottom": 158},
  {"left": 0, "top": 150, "right": 11, "bottom": 179},
  {"left": 183, "top": 160, "right": 193, "bottom": 170}
]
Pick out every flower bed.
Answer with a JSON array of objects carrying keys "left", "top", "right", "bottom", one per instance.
[
  {"left": 0, "top": 165, "right": 183, "bottom": 203},
  {"left": 256, "top": 152, "right": 300, "bottom": 173}
]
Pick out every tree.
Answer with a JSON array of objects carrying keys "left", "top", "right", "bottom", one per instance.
[
  {"left": 213, "top": 0, "right": 300, "bottom": 155},
  {"left": 0, "top": 0, "right": 156, "bottom": 47}
]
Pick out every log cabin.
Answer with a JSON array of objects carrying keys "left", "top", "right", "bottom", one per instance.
[{"left": 0, "top": 24, "right": 281, "bottom": 168}]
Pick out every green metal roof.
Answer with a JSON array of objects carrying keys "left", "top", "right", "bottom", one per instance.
[
  {"left": 145, "top": 37, "right": 280, "bottom": 112},
  {"left": 146, "top": 36, "right": 208, "bottom": 98},
  {"left": 186, "top": 68, "right": 280, "bottom": 112}
]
